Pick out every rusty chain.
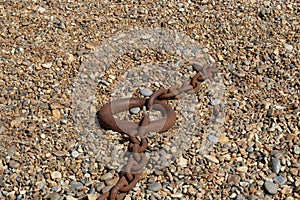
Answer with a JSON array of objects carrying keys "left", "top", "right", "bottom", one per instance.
[{"left": 96, "top": 62, "right": 217, "bottom": 200}]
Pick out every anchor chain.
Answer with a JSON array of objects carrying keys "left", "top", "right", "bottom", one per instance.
[{"left": 96, "top": 63, "right": 217, "bottom": 199}]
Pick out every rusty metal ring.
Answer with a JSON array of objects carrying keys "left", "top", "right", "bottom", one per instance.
[{"left": 97, "top": 98, "right": 176, "bottom": 135}]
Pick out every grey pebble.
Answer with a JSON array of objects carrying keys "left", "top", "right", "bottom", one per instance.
[
  {"left": 236, "top": 194, "right": 246, "bottom": 200},
  {"left": 47, "top": 193, "right": 61, "bottom": 200},
  {"left": 140, "top": 88, "right": 153, "bottom": 97},
  {"left": 207, "top": 134, "right": 219, "bottom": 142},
  {"left": 244, "top": 60, "right": 251, "bottom": 66},
  {"left": 271, "top": 158, "right": 281, "bottom": 174},
  {"left": 17, "top": 195, "right": 23, "bottom": 200},
  {"left": 284, "top": 44, "right": 293, "bottom": 51},
  {"left": 264, "top": 181, "right": 278, "bottom": 195},
  {"left": 148, "top": 182, "right": 162, "bottom": 192},
  {"left": 71, "top": 151, "right": 79, "bottom": 158},
  {"left": 211, "top": 99, "right": 221, "bottom": 106},
  {"left": 70, "top": 181, "right": 84, "bottom": 190},
  {"left": 293, "top": 145, "right": 300, "bottom": 154},
  {"left": 246, "top": 146, "right": 254, "bottom": 153},
  {"left": 273, "top": 175, "right": 287, "bottom": 185},
  {"left": 141, "top": 34, "right": 152, "bottom": 40},
  {"left": 88, "top": 187, "right": 96, "bottom": 194},
  {"left": 129, "top": 107, "right": 140, "bottom": 114},
  {"left": 51, "top": 186, "right": 60, "bottom": 192}
]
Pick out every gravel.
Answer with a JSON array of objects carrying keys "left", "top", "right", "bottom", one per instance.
[{"left": 0, "top": 0, "right": 299, "bottom": 200}]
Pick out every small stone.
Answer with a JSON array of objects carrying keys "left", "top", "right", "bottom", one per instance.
[
  {"left": 140, "top": 88, "right": 153, "bottom": 97},
  {"left": 271, "top": 158, "right": 281, "bottom": 174},
  {"left": 40, "top": 133, "right": 46, "bottom": 139},
  {"left": 171, "top": 193, "right": 183, "bottom": 198},
  {"left": 47, "top": 193, "right": 60, "bottom": 200},
  {"left": 65, "top": 196, "right": 77, "bottom": 200},
  {"left": 71, "top": 151, "right": 79, "bottom": 158},
  {"left": 0, "top": 160, "right": 4, "bottom": 174},
  {"left": 53, "top": 151, "right": 68, "bottom": 157},
  {"left": 66, "top": 141, "right": 76, "bottom": 150},
  {"left": 208, "top": 134, "right": 219, "bottom": 142},
  {"left": 16, "top": 194, "right": 23, "bottom": 200},
  {"left": 42, "top": 62, "right": 52, "bottom": 68},
  {"left": 148, "top": 182, "right": 162, "bottom": 192},
  {"left": 52, "top": 109, "right": 61, "bottom": 119},
  {"left": 236, "top": 194, "right": 245, "bottom": 200},
  {"left": 284, "top": 44, "right": 293, "bottom": 51},
  {"left": 236, "top": 166, "right": 248, "bottom": 173},
  {"left": 100, "top": 173, "right": 113, "bottom": 181},
  {"left": 290, "top": 168, "right": 298, "bottom": 176},
  {"left": 227, "top": 174, "right": 241, "bottom": 186},
  {"left": 293, "top": 145, "right": 300, "bottom": 154},
  {"left": 9, "top": 160, "right": 20, "bottom": 168},
  {"left": 70, "top": 181, "right": 84, "bottom": 190},
  {"left": 87, "top": 194, "right": 100, "bottom": 200},
  {"left": 129, "top": 107, "right": 140, "bottom": 114},
  {"left": 264, "top": 181, "right": 278, "bottom": 195},
  {"left": 204, "top": 154, "right": 219, "bottom": 163},
  {"left": 51, "top": 186, "right": 61, "bottom": 192},
  {"left": 273, "top": 176, "right": 287, "bottom": 185},
  {"left": 141, "top": 34, "right": 152, "bottom": 40},
  {"left": 51, "top": 171, "right": 62, "bottom": 179},
  {"left": 177, "top": 157, "right": 188, "bottom": 167},
  {"left": 211, "top": 99, "right": 221, "bottom": 106},
  {"left": 219, "top": 134, "right": 229, "bottom": 143},
  {"left": 10, "top": 117, "right": 25, "bottom": 127},
  {"left": 246, "top": 146, "right": 254, "bottom": 153},
  {"left": 280, "top": 185, "right": 292, "bottom": 195},
  {"left": 106, "top": 177, "right": 119, "bottom": 186}
]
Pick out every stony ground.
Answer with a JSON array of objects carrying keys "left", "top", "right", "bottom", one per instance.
[{"left": 0, "top": 1, "right": 299, "bottom": 200}]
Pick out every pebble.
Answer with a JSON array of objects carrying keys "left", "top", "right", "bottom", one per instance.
[
  {"left": 210, "top": 99, "right": 221, "bottom": 106},
  {"left": 70, "top": 181, "right": 84, "bottom": 190},
  {"left": 148, "top": 182, "right": 162, "bottom": 192},
  {"left": 284, "top": 44, "right": 293, "bottom": 51},
  {"left": 42, "top": 62, "right": 52, "bottom": 68},
  {"left": 204, "top": 154, "right": 219, "bottom": 163},
  {"left": 264, "top": 181, "right": 278, "bottom": 195},
  {"left": 9, "top": 160, "right": 20, "bottom": 168},
  {"left": 47, "top": 193, "right": 60, "bottom": 200},
  {"left": 207, "top": 134, "right": 219, "bottom": 142},
  {"left": 87, "top": 194, "right": 100, "bottom": 200},
  {"left": 129, "top": 107, "right": 140, "bottom": 114},
  {"left": 100, "top": 173, "right": 113, "bottom": 181},
  {"left": 51, "top": 186, "right": 61, "bottom": 192},
  {"left": 293, "top": 145, "right": 300, "bottom": 154},
  {"left": 246, "top": 146, "right": 254, "bottom": 153},
  {"left": 273, "top": 176, "right": 287, "bottom": 185},
  {"left": 141, "top": 34, "right": 152, "bottom": 40},
  {"left": 140, "top": 88, "right": 153, "bottom": 97},
  {"left": 71, "top": 150, "right": 79, "bottom": 158},
  {"left": 66, "top": 196, "right": 78, "bottom": 200},
  {"left": 271, "top": 158, "right": 281, "bottom": 174},
  {"left": 51, "top": 171, "right": 62, "bottom": 179}
]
